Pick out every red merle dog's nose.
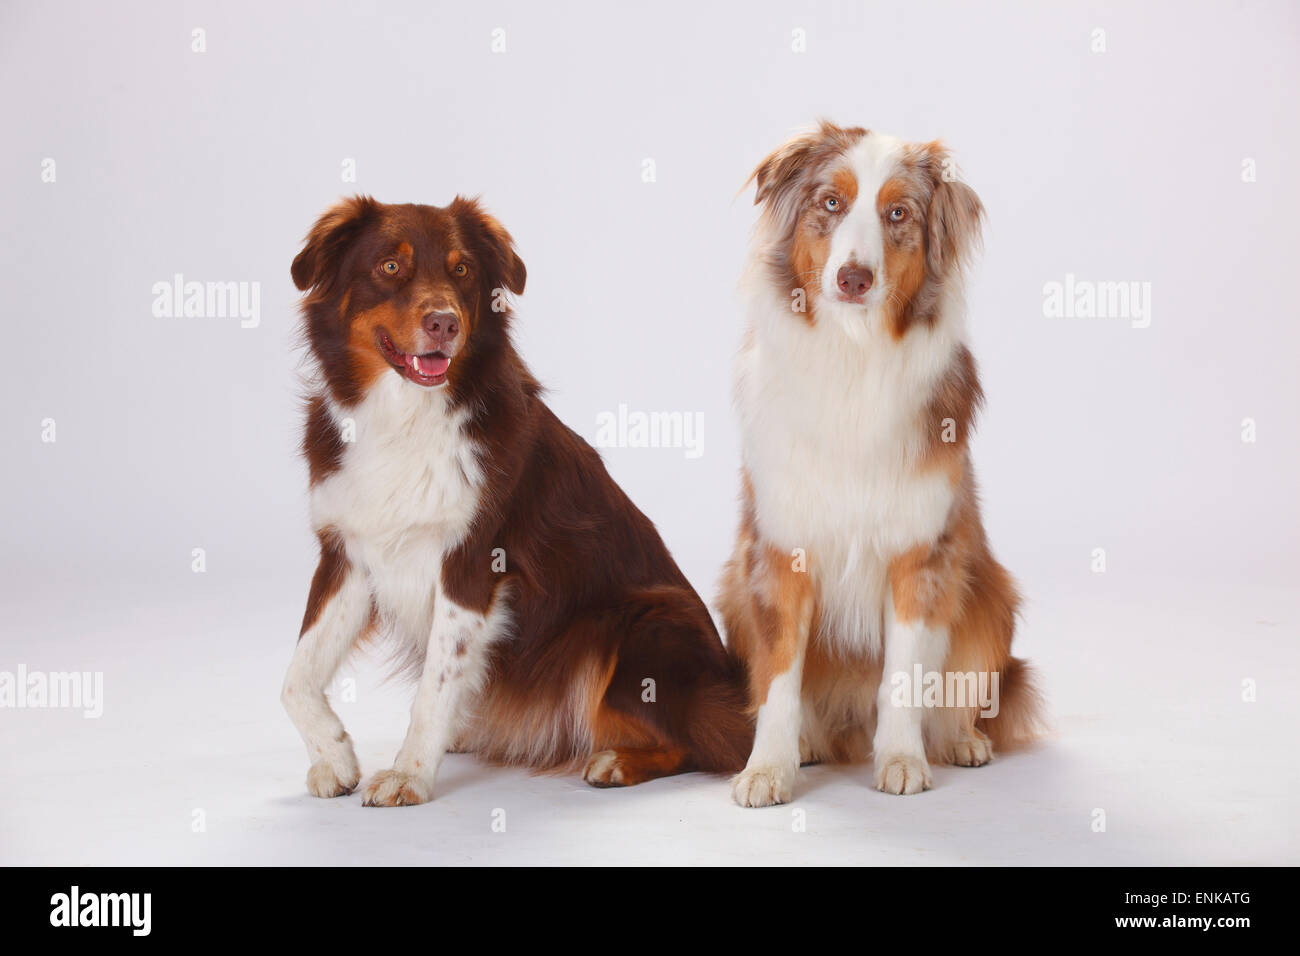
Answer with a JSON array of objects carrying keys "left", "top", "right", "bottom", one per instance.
[
  {"left": 422, "top": 311, "right": 459, "bottom": 346},
  {"left": 836, "top": 264, "right": 874, "bottom": 298}
]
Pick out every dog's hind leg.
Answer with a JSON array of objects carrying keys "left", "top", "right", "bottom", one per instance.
[
  {"left": 583, "top": 745, "right": 690, "bottom": 787},
  {"left": 581, "top": 586, "right": 753, "bottom": 789}
]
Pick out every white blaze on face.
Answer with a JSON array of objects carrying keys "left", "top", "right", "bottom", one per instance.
[{"left": 821, "top": 133, "right": 907, "bottom": 305}]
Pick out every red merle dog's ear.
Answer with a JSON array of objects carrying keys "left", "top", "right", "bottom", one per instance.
[
  {"left": 747, "top": 120, "right": 867, "bottom": 230},
  {"left": 291, "top": 195, "right": 377, "bottom": 293},
  {"left": 451, "top": 196, "right": 526, "bottom": 297},
  {"left": 750, "top": 128, "right": 822, "bottom": 208},
  {"left": 915, "top": 143, "right": 984, "bottom": 276}
]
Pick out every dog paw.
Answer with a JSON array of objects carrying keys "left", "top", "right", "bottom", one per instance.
[
  {"left": 583, "top": 750, "right": 626, "bottom": 787},
  {"left": 873, "top": 752, "right": 932, "bottom": 795},
  {"left": 305, "top": 738, "right": 360, "bottom": 798},
  {"left": 950, "top": 728, "right": 994, "bottom": 767},
  {"left": 732, "top": 764, "right": 795, "bottom": 807},
  {"left": 362, "top": 769, "right": 433, "bottom": 807}
]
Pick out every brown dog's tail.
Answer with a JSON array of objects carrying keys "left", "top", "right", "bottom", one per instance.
[{"left": 979, "top": 655, "right": 1046, "bottom": 751}]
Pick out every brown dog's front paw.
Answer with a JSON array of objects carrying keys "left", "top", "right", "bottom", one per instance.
[{"left": 305, "top": 737, "right": 360, "bottom": 797}]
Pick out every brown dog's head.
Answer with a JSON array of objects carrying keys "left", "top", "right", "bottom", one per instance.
[{"left": 292, "top": 196, "right": 526, "bottom": 403}]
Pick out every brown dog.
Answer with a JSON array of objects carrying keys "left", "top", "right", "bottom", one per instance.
[{"left": 280, "top": 196, "right": 751, "bottom": 806}]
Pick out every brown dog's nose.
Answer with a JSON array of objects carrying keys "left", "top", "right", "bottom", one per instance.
[
  {"left": 422, "top": 311, "right": 459, "bottom": 343},
  {"left": 836, "top": 264, "right": 874, "bottom": 297}
]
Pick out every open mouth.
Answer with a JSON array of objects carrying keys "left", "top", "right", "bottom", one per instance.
[{"left": 376, "top": 330, "right": 451, "bottom": 387}]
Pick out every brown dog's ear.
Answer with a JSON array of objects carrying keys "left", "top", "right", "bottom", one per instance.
[
  {"left": 452, "top": 197, "right": 526, "bottom": 296},
  {"left": 920, "top": 144, "right": 984, "bottom": 275},
  {"left": 291, "top": 196, "right": 376, "bottom": 292},
  {"left": 486, "top": 216, "right": 526, "bottom": 296}
]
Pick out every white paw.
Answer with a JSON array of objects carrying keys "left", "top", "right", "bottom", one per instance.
[
  {"left": 583, "top": 750, "right": 625, "bottom": 787},
  {"left": 732, "top": 764, "right": 795, "bottom": 807},
  {"left": 305, "top": 737, "right": 360, "bottom": 797},
  {"left": 873, "top": 752, "right": 932, "bottom": 795},
  {"left": 362, "top": 768, "right": 434, "bottom": 807},
  {"left": 951, "top": 728, "right": 994, "bottom": 767}
]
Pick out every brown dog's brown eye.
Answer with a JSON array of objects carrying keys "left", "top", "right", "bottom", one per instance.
[
  {"left": 889, "top": 206, "right": 907, "bottom": 223},
  {"left": 454, "top": 263, "right": 468, "bottom": 277},
  {"left": 381, "top": 260, "right": 400, "bottom": 275},
  {"left": 824, "top": 197, "right": 840, "bottom": 212}
]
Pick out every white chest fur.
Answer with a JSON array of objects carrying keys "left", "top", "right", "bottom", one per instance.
[
  {"left": 735, "top": 289, "right": 964, "bottom": 653},
  {"left": 309, "top": 375, "right": 484, "bottom": 641}
]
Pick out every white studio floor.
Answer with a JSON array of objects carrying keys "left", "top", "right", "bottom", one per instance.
[{"left": 1, "top": 574, "right": 1295, "bottom": 867}]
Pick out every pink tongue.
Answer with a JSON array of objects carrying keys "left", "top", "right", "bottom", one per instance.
[{"left": 410, "top": 353, "right": 450, "bottom": 377}]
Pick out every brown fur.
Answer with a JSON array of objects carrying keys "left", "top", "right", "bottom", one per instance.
[
  {"left": 301, "top": 396, "right": 344, "bottom": 485},
  {"left": 293, "top": 196, "right": 753, "bottom": 786},
  {"left": 298, "top": 527, "right": 348, "bottom": 636}
]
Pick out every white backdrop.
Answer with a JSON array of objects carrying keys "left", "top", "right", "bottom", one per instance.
[{"left": 2, "top": 0, "right": 1297, "bottom": 865}]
